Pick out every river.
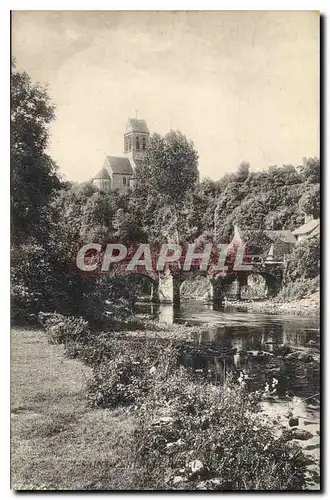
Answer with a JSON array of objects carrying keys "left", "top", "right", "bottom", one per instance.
[{"left": 135, "top": 300, "right": 320, "bottom": 487}]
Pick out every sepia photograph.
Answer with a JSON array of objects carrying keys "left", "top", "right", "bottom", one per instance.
[{"left": 10, "top": 9, "right": 320, "bottom": 491}]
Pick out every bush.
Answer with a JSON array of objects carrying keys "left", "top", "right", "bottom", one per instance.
[
  {"left": 11, "top": 244, "right": 66, "bottom": 324},
  {"left": 87, "top": 354, "right": 152, "bottom": 409},
  {"left": 285, "top": 236, "right": 320, "bottom": 283},
  {"left": 277, "top": 276, "right": 320, "bottom": 301},
  {"left": 64, "top": 334, "right": 115, "bottom": 366},
  {"left": 133, "top": 372, "right": 307, "bottom": 490},
  {"left": 44, "top": 313, "right": 90, "bottom": 345},
  {"left": 86, "top": 340, "right": 180, "bottom": 408}
]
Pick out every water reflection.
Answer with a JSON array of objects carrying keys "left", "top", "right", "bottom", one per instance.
[
  {"left": 135, "top": 300, "right": 320, "bottom": 472},
  {"left": 135, "top": 301, "right": 319, "bottom": 350},
  {"left": 135, "top": 300, "right": 320, "bottom": 400}
]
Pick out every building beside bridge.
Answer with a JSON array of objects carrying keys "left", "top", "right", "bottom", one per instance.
[
  {"left": 92, "top": 118, "right": 150, "bottom": 194},
  {"left": 292, "top": 218, "right": 320, "bottom": 243},
  {"left": 230, "top": 225, "right": 297, "bottom": 264}
]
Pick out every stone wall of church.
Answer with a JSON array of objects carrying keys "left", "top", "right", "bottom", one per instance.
[
  {"left": 92, "top": 178, "right": 111, "bottom": 193},
  {"left": 111, "top": 173, "right": 133, "bottom": 193}
]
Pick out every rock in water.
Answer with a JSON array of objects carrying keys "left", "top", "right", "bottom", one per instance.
[
  {"left": 288, "top": 416, "right": 299, "bottom": 427},
  {"left": 274, "top": 344, "right": 292, "bottom": 356},
  {"left": 307, "top": 340, "right": 317, "bottom": 347},
  {"left": 282, "top": 428, "right": 313, "bottom": 441}
]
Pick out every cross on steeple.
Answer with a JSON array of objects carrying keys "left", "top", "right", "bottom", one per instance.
[{"left": 135, "top": 109, "right": 138, "bottom": 119}]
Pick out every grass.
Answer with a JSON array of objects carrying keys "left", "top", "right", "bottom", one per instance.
[
  {"left": 11, "top": 328, "right": 139, "bottom": 490},
  {"left": 11, "top": 323, "right": 314, "bottom": 491}
]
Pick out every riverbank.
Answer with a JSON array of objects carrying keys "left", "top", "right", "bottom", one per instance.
[
  {"left": 11, "top": 328, "right": 137, "bottom": 490},
  {"left": 225, "top": 292, "right": 320, "bottom": 317},
  {"left": 11, "top": 319, "right": 320, "bottom": 490}
]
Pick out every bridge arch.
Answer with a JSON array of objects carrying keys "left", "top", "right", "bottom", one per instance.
[
  {"left": 179, "top": 275, "right": 213, "bottom": 302},
  {"left": 107, "top": 272, "right": 159, "bottom": 303}
]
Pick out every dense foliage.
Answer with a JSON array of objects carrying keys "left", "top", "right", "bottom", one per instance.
[
  {"left": 11, "top": 60, "right": 61, "bottom": 245},
  {"left": 134, "top": 374, "right": 307, "bottom": 490},
  {"left": 285, "top": 236, "right": 320, "bottom": 283},
  {"left": 11, "top": 63, "right": 320, "bottom": 324},
  {"left": 41, "top": 313, "right": 310, "bottom": 490}
]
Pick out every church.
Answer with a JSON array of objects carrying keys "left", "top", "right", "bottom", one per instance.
[{"left": 92, "top": 118, "right": 150, "bottom": 193}]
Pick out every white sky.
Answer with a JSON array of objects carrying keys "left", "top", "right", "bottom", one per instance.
[{"left": 12, "top": 10, "right": 320, "bottom": 181}]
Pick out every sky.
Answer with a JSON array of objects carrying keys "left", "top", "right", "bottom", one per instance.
[{"left": 12, "top": 10, "right": 319, "bottom": 182}]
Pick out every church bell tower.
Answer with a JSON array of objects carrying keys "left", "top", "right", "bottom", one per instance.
[{"left": 124, "top": 118, "right": 150, "bottom": 161}]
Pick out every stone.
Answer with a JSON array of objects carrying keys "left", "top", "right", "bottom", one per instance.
[
  {"left": 172, "top": 476, "right": 186, "bottom": 486},
  {"left": 305, "top": 443, "right": 320, "bottom": 451},
  {"left": 274, "top": 344, "right": 292, "bottom": 356},
  {"left": 189, "top": 459, "right": 204, "bottom": 474},
  {"left": 152, "top": 416, "right": 174, "bottom": 426},
  {"left": 208, "top": 478, "right": 223, "bottom": 489},
  {"left": 298, "top": 352, "right": 314, "bottom": 363},
  {"left": 285, "top": 352, "right": 299, "bottom": 361},
  {"left": 288, "top": 417, "right": 299, "bottom": 427},
  {"left": 166, "top": 438, "right": 184, "bottom": 448},
  {"left": 307, "top": 340, "right": 317, "bottom": 347},
  {"left": 283, "top": 428, "right": 314, "bottom": 441}
]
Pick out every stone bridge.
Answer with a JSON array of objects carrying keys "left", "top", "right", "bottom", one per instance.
[{"left": 109, "top": 257, "right": 284, "bottom": 306}]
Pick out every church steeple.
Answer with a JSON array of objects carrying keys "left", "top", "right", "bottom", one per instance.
[{"left": 124, "top": 118, "right": 150, "bottom": 160}]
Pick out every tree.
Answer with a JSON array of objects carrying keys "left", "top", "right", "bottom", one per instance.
[
  {"left": 234, "top": 197, "right": 268, "bottom": 229},
  {"left": 236, "top": 161, "right": 250, "bottom": 182},
  {"left": 299, "top": 184, "right": 320, "bottom": 219},
  {"left": 144, "top": 131, "right": 198, "bottom": 204},
  {"left": 135, "top": 130, "right": 199, "bottom": 242},
  {"left": 11, "top": 60, "right": 61, "bottom": 244},
  {"left": 285, "top": 236, "right": 320, "bottom": 282},
  {"left": 240, "top": 229, "right": 273, "bottom": 256},
  {"left": 298, "top": 157, "right": 320, "bottom": 184}
]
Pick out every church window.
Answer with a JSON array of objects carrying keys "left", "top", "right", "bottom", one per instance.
[
  {"left": 123, "top": 176, "right": 127, "bottom": 185},
  {"left": 128, "top": 138, "right": 131, "bottom": 151},
  {"left": 142, "top": 137, "right": 147, "bottom": 150},
  {"left": 136, "top": 136, "right": 140, "bottom": 150}
]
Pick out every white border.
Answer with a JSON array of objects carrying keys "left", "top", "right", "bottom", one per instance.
[{"left": 2, "top": 2, "right": 328, "bottom": 498}]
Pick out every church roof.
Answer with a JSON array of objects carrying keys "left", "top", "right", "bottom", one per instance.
[
  {"left": 106, "top": 155, "right": 134, "bottom": 175},
  {"left": 93, "top": 165, "right": 110, "bottom": 180},
  {"left": 125, "top": 118, "right": 149, "bottom": 134}
]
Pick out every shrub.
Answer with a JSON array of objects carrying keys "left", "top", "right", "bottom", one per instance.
[
  {"left": 133, "top": 372, "right": 307, "bottom": 490},
  {"left": 86, "top": 340, "right": 181, "bottom": 408},
  {"left": 44, "top": 313, "right": 90, "bottom": 345},
  {"left": 285, "top": 236, "right": 320, "bottom": 283},
  {"left": 87, "top": 355, "right": 152, "bottom": 409},
  {"left": 64, "top": 334, "right": 114, "bottom": 366},
  {"left": 11, "top": 244, "right": 67, "bottom": 324},
  {"left": 277, "top": 276, "right": 320, "bottom": 301}
]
